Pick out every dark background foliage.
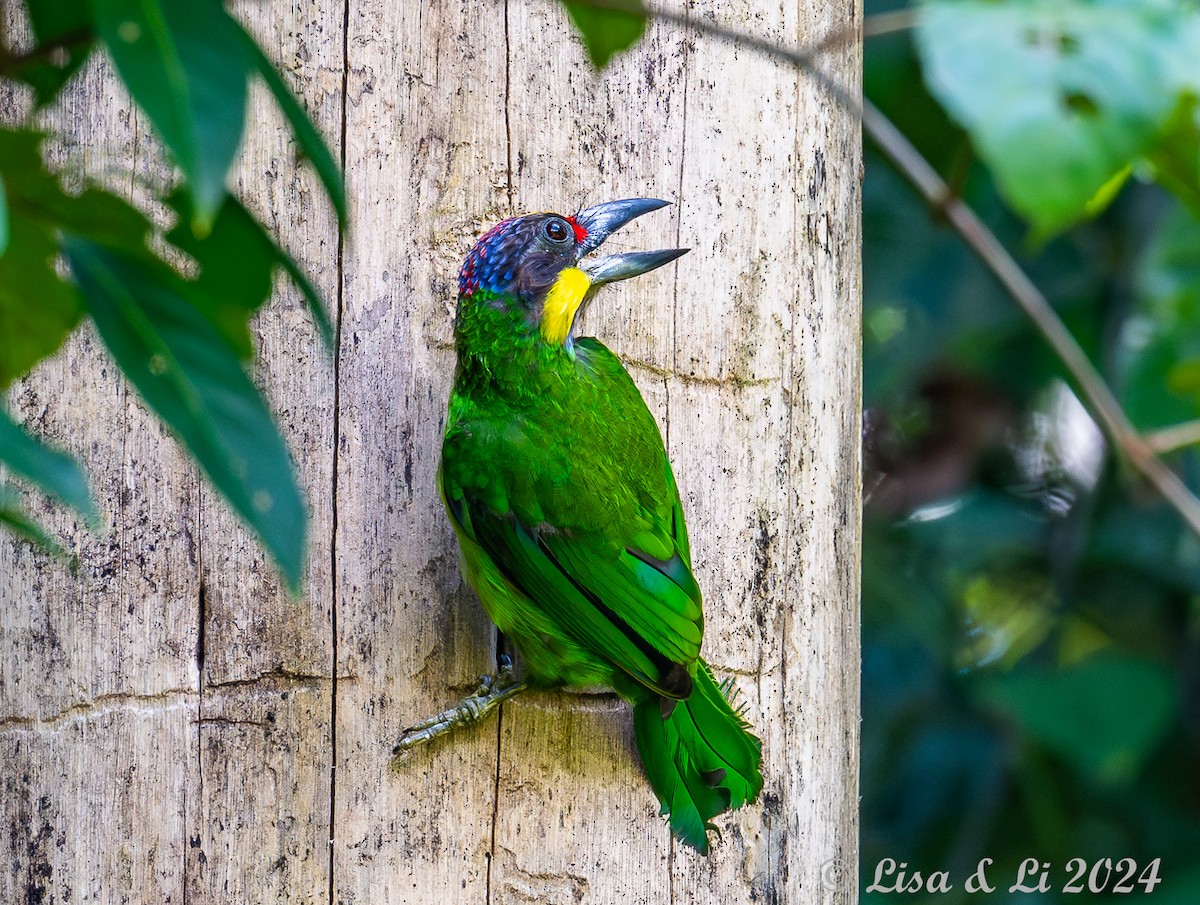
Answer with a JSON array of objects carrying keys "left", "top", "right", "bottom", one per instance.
[{"left": 863, "top": 1, "right": 1200, "bottom": 900}]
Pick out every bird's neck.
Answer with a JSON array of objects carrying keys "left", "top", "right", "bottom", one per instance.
[{"left": 453, "top": 292, "right": 576, "bottom": 402}]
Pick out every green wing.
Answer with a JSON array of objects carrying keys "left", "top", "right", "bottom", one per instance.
[{"left": 443, "top": 460, "right": 704, "bottom": 700}]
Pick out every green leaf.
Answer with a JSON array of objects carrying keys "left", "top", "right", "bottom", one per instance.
[
  {"left": 165, "top": 191, "right": 334, "bottom": 355},
  {"left": 0, "top": 128, "right": 48, "bottom": 175},
  {"left": 0, "top": 127, "right": 152, "bottom": 256},
  {"left": 978, "top": 654, "right": 1174, "bottom": 781},
  {"left": 0, "top": 199, "right": 85, "bottom": 389},
  {"left": 237, "top": 24, "right": 346, "bottom": 227},
  {"left": 65, "top": 238, "right": 307, "bottom": 590},
  {"left": 91, "top": 0, "right": 249, "bottom": 229},
  {"left": 165, "top": 193, "right": 273, "bottom": 359},
  {"left": 36, "top": 187, "right": 154, "bottom": 255},
  {"left": 0, "top": 405, "right": 99, "bottom": 528},
  {"left": 0, "top": 487, "right": 67, "bottom": 558},
  {"left": 25, "top": 0, "right": 94, "bottom": 38},
  {"left": 0, "top": 127, "right": 150, "bottom": 240},
  {"left": 0, "top": 128, "right": 155, "bottom": 387},
  {"left": 917, "top": 0, "right": 1195, "bottom": 239},
  {"left": 19, "top": 0, "right": 95, "bottom": 106},
  {"left": 561, "top": 0, "right": 646, "bottom": 69}
]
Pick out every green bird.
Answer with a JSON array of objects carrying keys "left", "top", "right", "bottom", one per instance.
[{"left": 427, "top": 198, "right": 763, "bottom": 853}]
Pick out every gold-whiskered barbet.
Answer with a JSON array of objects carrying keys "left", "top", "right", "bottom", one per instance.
[{"left": 404, "top": 198, "right": 763, "bottom": 853}]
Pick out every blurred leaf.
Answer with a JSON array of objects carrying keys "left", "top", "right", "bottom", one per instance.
[
  {"left": 0, "top": 128, "right": 155, "bottom": 387},
  {"left": 0, "top": 405, "right": 99, "bottom": 527},
  {"left": 1123, "top": 334, "right": 1200, "bottom": 430},
  {"left": 1085, "top": 488, "right": 1200, "bottom": 593},
  {"left": 979, "top": 654, "right": 1175, "bottom": 781},
  {"left": 0, "top": 128, "right": 51, "bottom": 192},
  {"left": 37, "top": 187, "right": 153, "bottom": 253},
  {"left": 561, "top": 0, "right": 646, "bottom": 69},
  {"left": 1142, "top": 96, "right": 1200, "bottom": 218},
  {"left": 1134, "top": 201, "right": 1200, "bottom": 326},
  {"left": 901, "top": 490, "right": 1047, "bottom": 577},
  {"left": 164, "top": 193, "right": 274, "bottom": 359},
  {"left": 0, "top": 199, "right": 84, "bottom": 390},
  {"left": 17, "top": 0, "right": 95, "bottom": 106},
  {"left": 1056, "top": 616, "right": 1111, "bottom": 666},
  {"left": 92, "top": 0, "right": 249, "bottom": 229},
  {"left": 237, "top": 25, "right": 346, "bottom": 227},
  {"left": 917, "top": 0, "right": 1194, "bottom": 238},
  {"left": 0, "top": 487, "right": 67, "bottom": 558},
  {"left": 166, "top": 191, "right": 334, "bottom": 355},
  {"left": 1123, "top": 203, "right": 1200, "bottom": 429},
  {"left": 64, "top": 238, "right": 306, "bottom": 590},
  {"left": 957, "top": 570, "right": 1057, "bottom": 670},
  {"left": 1082, "top": 163, "right": 1131, "bottom": 218},
  {"left": 0, "top": 125, "right": 151, "bottom": 258}
]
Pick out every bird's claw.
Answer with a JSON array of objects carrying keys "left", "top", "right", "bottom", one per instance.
[
  {"left": 391, "top": 657, "right": 525, "bottom": 762},
  {"left": 471, "top": 656, "right": 513, "bottom": 697},
  {"left": 497, "top": 653, "right": 514, "bottom": 681}
]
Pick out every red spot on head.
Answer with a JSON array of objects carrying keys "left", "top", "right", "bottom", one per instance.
[{"left": 566, "top": 216, "right": 589, "bottom": 244}]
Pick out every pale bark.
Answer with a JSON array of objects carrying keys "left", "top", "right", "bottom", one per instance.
[{"left": 0, "top": 1, "right": 861, "bottom": 902}]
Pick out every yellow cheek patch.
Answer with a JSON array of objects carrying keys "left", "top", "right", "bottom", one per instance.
[{"left": 540, "top": 267, "right": 592, "bottom": 346}]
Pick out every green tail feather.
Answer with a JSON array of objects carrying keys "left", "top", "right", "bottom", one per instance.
[{"left": 632, "top": 660, "right": 764, "bottom": 853}]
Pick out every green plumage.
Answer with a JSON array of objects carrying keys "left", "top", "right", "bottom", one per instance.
[{"left": 441, "top": 210, "right": 763, "bottom": 852}]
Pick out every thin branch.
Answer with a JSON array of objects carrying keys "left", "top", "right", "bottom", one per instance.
[
  {"left": 560, "top": 0, "right": 1200, "bottom": 537},
  {"left": 566, "top": 0, "right": 858, "bottom": 106},
  {"left": 1145, "top": 420, "right": 1200, "bottom": 456},
  {"left": 805, "top": 9, "right": 915, "bottom": 56},
  {"left": 863, "top": 9, "right": 918, "bottom": 39}
]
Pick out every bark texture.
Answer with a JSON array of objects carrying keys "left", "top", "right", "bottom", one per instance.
[{"left": 0, "top": 1, "right": 861, "bottom": 902}]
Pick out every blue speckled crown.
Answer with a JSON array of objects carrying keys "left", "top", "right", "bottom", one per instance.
[{"left": 458, "top": 218, "right": 528, "bottom": 297}]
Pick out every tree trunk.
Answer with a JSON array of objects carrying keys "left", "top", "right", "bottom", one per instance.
[{"left": 0, "top": 1, "right": 861, "bottom": 902}]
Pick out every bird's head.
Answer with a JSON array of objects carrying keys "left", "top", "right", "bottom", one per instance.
[{"left": 456, "top": 198, "right": 686, "bottom": 356}]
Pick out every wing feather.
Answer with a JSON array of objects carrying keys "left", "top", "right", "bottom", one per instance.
[{"left": 445, "top": 476, "right": 704, "bottom": 698}]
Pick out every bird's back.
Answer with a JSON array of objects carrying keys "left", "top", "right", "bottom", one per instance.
[{"left": 441, "top": 337, "right": 683, "bottom": 559}]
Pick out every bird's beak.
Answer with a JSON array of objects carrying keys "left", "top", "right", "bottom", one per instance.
[{"left": 574, "top": 198, "right": 689, "bottom": 287}]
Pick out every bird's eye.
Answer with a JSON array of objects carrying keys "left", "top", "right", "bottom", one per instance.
[{"left": 543, "top": 218, "right": 571, "bottom": 244}]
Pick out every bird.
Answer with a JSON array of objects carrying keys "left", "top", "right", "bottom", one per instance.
[{"left": 423, "top": 198, "right": 763, "bottom": 854}]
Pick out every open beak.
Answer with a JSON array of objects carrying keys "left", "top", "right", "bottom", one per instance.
[{"left": 573, "top": 198, "right": 689, "bottom": 287}]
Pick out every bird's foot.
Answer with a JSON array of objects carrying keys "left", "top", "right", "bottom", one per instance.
[{"left": 391, "top": 655, "right": 526, "bottom": 761}]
